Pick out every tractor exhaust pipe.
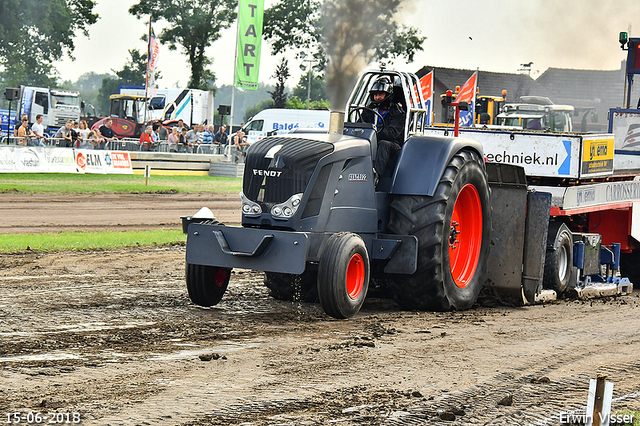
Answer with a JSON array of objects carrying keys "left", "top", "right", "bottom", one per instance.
[{"left": 329, "top": 110, "right": 345, "bottom": 135}]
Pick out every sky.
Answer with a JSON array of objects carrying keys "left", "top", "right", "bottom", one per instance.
[{"left": 55, "top": 0, "right": 640, "bottom": 90}]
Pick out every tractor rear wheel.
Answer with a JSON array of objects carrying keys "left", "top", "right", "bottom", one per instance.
[
  {"left": 263, "top": 271, "right": 318, "bottom": 302},
  {"left": 185, "top": 263, "right": 231, "bottom": 307},
  {"left": 317, "top": 232, "right": 370, "bottom": 319},
  {"left": 387, "top": 150, "right": 491, "bottom": 311},
  {"left": 543, "top": 222, "right": 574, "bottom": 295}
]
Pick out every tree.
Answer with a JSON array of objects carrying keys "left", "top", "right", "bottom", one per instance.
[
  {"left": 243, "top": 98, "right": 273, "bottom": 122},
  {"left": 263, "top": 0, "right": 425, "bottom": 108},
  {"left": 292, "top": 73, "right": 326, "bottom": 105},
  {"left": 129, "top": 0, "right": 237, "bottom": 90},
  {"left": 0, "top": 0, "right": 98, "bottom": 85},
  {"left": 64, "top": 72, "right": 113, "bottom": 116},
  {"left": 285, "top": 96, "right": 328, "bottom": 110},
  {"left": 96, "top": 49, "right": 148, "bottom": 115},
  {"left": 268, "top": 58, "right": 290, "bottom": 108},
  {"left": 263, "top": 0, "right": 424, "bottom": 68}
]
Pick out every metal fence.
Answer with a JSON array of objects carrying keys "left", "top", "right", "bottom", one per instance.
[{"left": 1, "top": 136, "right": 237, "bottom": 156}]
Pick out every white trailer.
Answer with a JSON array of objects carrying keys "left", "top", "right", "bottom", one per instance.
[{"left": 118, "top": 88, "right": 214, "bottom": 126}]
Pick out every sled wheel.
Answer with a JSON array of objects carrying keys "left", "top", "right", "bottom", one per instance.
[
  {"left": 263, "top": 270, "right": 319, "bottom": 302},
  {"left": 543, "top": 222, "right": 573, "bottom": 295},
  {"left": 317, "top": 232, "right": 370, "bottom": 319},
  {"left": 185, "top": 263, "right": 231, "bottom": 307},
  {"left": 387, "top": 150, "right": 491, "bottom": 311}
]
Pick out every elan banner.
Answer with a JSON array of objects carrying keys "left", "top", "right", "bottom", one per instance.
[
  {"left": 235, "top": 0, "right": 265, "bottom": 90},
  {"left": 0, "top": 146, "right": 132, "bottom": 174}
]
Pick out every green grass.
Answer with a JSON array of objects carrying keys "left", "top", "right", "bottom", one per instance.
[
  {"left": 0, "top": 173, "right": 242, "bottom": 194},
  {"left": 614, "top": 410, "right": 640, "bottom": 426},
  {"left": 0, "top": 229, "right": 186, "bottom": 253},
  {"left": 0, "top": 173, "right": 236, "bottom": 252}
]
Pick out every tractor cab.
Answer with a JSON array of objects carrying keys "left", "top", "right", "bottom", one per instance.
[
  {"left": 345, "top": 70, "right": 429, "bottom": 141},
  {"left": 109, "top": 95, "right": 148, "bottom": 124}
]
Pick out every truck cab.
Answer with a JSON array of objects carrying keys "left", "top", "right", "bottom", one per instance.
[
  {"left": 497, "top": 96, "right": 574, "bottom": 132},
  {"left": 19, "top": 87, "right": 81, "bottom": 133}
]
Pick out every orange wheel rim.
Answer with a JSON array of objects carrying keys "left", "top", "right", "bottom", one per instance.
[
  {"left": 449, "top": 184, "right": 482, "bottom": 288},
  {"left": 214, "top": 269, "right": 228, "bottom": 288},
  {"left": 346, "top": 253, "right": 365, "bottom": 299}
]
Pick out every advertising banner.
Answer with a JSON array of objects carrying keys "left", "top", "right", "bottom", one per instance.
[
  {"left": 609, "top": 108, "right": 640, "bottom": 173},
  {"left": 104, "top": 151, "right": 134, "bottom": 174},
  {"left": 0, "top": 146, "right": 17, "bottom": 172},
  {"left": 0, "top": 147, "right": 132, "bottom": 174},
  {"left": 14, "top": 146, "right": 48, "bottom": 173},
  {"left": 46, "top": 147, "right": 80, "bottom": 173},
  {"left": 75, "top": 150, "right": 107, "bottom": 174},
  {"left": 235, "top": 0, "right": 265, "bottom": 90},
  {"left": 580, "top": 136, "right": 614, "bottom": 177}
]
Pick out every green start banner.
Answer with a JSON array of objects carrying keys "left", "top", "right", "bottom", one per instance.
[{"left": 235, "top": 0, "right": 265, "bottom": 90}]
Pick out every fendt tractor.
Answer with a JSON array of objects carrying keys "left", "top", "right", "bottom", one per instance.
[{"left": 182, "top": 60, "right": 638, "bottom": 319}]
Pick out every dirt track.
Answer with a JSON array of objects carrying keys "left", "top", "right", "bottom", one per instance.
[{"left": 1, "top": 192, "right": 640, "bottom": 425}]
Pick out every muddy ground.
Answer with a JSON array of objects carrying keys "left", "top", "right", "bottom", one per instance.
[{"left": 1, "top": 192, "right": 639, "bottom": 426}]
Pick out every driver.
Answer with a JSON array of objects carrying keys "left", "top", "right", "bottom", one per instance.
[{"left": 360, "top": 76, "right": 405, "bottom": 178}]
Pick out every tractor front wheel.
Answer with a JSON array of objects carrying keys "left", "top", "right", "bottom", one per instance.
[
  {"left": 317, "top": 232, "right": 370, "bottom": 319},
  {"left": 186, "top": 263, "right": 231, "bottom": 307}
]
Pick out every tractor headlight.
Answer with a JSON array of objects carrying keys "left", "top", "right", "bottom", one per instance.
[
  {"left": 271, "top": 193, "right": 303, "bottom": 220},
  {"left": 240, "top": 191, "right": 262, "bottom": 217}
]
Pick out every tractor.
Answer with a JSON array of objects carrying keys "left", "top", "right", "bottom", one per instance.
[{"left": 183, "top": 68, "right": 500, "bottom": 319}]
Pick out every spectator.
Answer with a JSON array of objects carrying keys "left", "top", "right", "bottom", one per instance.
[
  {"left": 214, "top": 124, "right": 229, "bottom": 145},
  {"left": 55, "top": 120, "right": 74, "bottom": 147},
  {"left": 31, "top": 114, "right": 48, "bottom": 147},
  {"left": 71, "top": 121, "right": 81, "bottom": 148},
  {"left": 78, "top": 120, "right": 90, "bottom": 143},
  {"left": 151, "top": 122, "right": 160, "bottom": 143},
  {"left": 157, "top": 122, "right": 168, "bottom": 141},
  {"left": 167, "top": 127, "right": 180, "bottom": 152},
  {"left": 196, "top": 124, "right": 205, "bottom": 144},
  {"left": 140, "top": 125, "right": 155, "bottom": 151},
  {"left": 16, "top": 117, "right": 34, "bottom": 146},
  {"left": 176, "top": 119, "right": 186, "bottom": 134},
  {"left": 179, "top": 127, "right": 188, "bottom": 150},
  {"left": 82, "top": 130, "right": 98, "bottom": 149},
  {"left": 14, "top": 113, "right": 29, "bottom": 138},
  {"left": 231, "top": 130, "right": 249, "bottom": 162},
  {"left": 99, "top": 118, "right": 116, "bottom": 144},
  {"left": 202, "top": 125, "right": 214, "bottom": 144},
  {"left": 186, "top": 124, "right": 199, "bottom": 152},
  {"left": 186, "top": 124, "right": 199, "bottom": 144}
]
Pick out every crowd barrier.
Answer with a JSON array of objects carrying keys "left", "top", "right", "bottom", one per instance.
[
  {"left": 0, "top": 146, "right": 133, "bottom": 174},
  {"left": 1, "top": 136, "right": 241, "bottom": 158}
]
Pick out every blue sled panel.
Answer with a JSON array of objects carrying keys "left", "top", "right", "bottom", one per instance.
[{"left": 186, "top": 224, "right": 309, "bottom": 275}]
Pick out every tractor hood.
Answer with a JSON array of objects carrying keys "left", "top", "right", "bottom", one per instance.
[{"left": 243, "top": 136, "right": 335, "bottom": 206}]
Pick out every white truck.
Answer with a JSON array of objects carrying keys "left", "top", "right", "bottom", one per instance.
[
  {"left": 241, "top": 108, "right": 330, "bottom": 144},
  {"left": 18, "top": 86, "right": 81, "bottom": 133},
  {"left": 118, "top": 87, "right": 214, "bottom": 126},
  {"left": 495, "top": 96, "right": 575, "bottom": 132}
]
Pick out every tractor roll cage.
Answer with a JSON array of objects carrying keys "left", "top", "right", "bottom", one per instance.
[{"left": 345, "top": 70, "right": 429, "bottom": 141}]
